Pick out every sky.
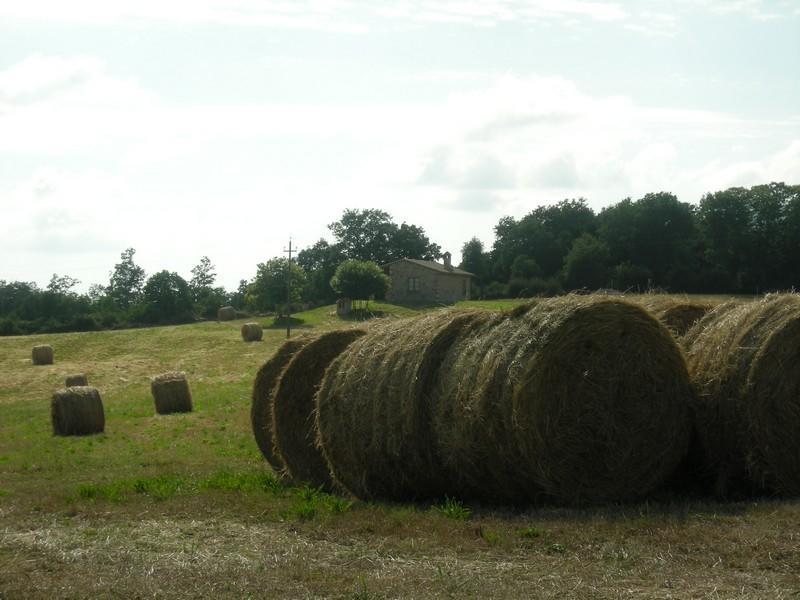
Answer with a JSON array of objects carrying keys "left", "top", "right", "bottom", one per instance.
[{"left": 1, "top": 0, "right": 798, "bottom": 293}]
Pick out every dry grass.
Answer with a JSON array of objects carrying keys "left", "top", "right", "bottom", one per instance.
[{"left": 1, "top": 300, "right": 799, "bottom": 598}]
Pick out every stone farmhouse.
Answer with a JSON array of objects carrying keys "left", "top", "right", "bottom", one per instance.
[{"left": 382, "top": 252, "right": 475, "bottom": 303}]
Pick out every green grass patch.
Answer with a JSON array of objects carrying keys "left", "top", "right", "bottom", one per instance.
[
  {"left": 279, "top": 485, "right": 354, "bottom": 521},
  {"left": 431, "top": 496, "right": 471, "bottom": 520}
]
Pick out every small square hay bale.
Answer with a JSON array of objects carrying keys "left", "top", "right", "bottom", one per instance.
[
  {"left": 218, "top": 306, "right": 236, "bottom": 321},
  {"left": 65, "top": 373, "right": 88, "bottom": 387},
  {"left": 151, "top": 371, "right": 193, "bottom": 414},
  {"left": 51, "top": 386, "right": 105, "bottom": 436},
  {"left": 241, "top": 322, "right": 263, "bottom": 342},
  {"left": 32, "top": 344, "right": 54, "bottom": 365}
]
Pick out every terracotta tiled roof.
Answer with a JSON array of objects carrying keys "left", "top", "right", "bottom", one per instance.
[{"left": 383, "top": 258, "right": 475, "bottom": 277}]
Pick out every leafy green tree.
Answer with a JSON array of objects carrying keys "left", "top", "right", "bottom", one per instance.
[
  {"left": 47, "top": 274, "right": 80, "bottom": 295},
  {"left": 328, "top": 209, "right": 441, "bottom": 265},
  {"left": 228, "top": 279, "right": 249, "bottom": 310},
  {"left": 598, "top": 192, "right": 698, "bottom": 290},
  {"left": 188, "top": 256, "right": 226, "bottom": 318},
  {"left": 459, "top": 237, "right": 488, "bottom": 283},
  {"left": 329, "top": 259, "right": 389, "bottom": 303},
  {"left": 189, "top": 256, "right": 216, "bottom": 298},
  {"left": 531, "top": 198, "right": 597, "bottom": 260},
  {"left": 510, "top": 255, "right": 542, "bottom": 279},
  {"left": 249, "top": 258, "right": 306, "bottom": 313},
  {"left": 297, "top": 239, "right": 346, "bottom": 304},
  {"left": 491, "top": 215, "right": 561, "bottom": 280},
  {"left": 139, "top": 271, "right": 194, "bottom": 323},
  {"left": 563, "top": 234, "right": 610, "bottom": 290},
  {"left": 329, "top": 209, "right": 397, "bottom": 264},
  {"left": 108, "top": 248, "right": 145, "bottom": 309},
  {"left": 696, "top": 187, "right": 751, "bottom": 291},
  {"left": 389, "top": 223, "right": 442, "bottom": 261}
]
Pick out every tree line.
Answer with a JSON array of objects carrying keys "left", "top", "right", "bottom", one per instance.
[{"left": 1, "top": 182, "right": 797, "bottom": 335}]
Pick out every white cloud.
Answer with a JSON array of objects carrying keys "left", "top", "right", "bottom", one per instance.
[
  {"left": 414, "top": 74, "right": 798, "bottom": 210},
  {"left": 1, "top": 53, "right": 797, "bottom": 289},
  {"left": 0, "top": 0, "right": 631, "bottom": 31},
  {"left": 693, "top": 140, "right": 800, "bottom": 191}
]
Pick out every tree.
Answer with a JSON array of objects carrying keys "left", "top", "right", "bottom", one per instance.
[
  {"left": 248, "top": 258, "right": 306, "bottom": 313},
  {"left": 189, "top": 256, "right": 226, "bottom": 318},
  {"left": 389, "top": 223, "right": 442, "bottom": 261},
  {"left": 47, "top": 274, "right": 81, "bottom": 295},
  {"left": 598, "top": 193, "right": 698, "bottom": 290},
  {"left": 563, "top": 234, "right": 610, "bottom": 290},
  {"left": 297, "top": 239, "right": 346, "bottom": 304},
  {"left": 108, "top": 248, "right": 145, "bottom": 309},
  {"left": 189, "top": 256, "right": 216, "bottom": 298},
  {"left": 140, "top": 271, "right": 194, "bottom": 323},
  {"left": 510, "top": 255, "right": 542, "bottom": 279},
  {"left": 459, "top": 237, "right": 489, "bottom": 286},
  {"left": 329, "top": 259, "right": 389, "bottom": 304},
  {"left": 329, "top": 209, "right": 397, "bottom": 264},
  {"left": 328, "top": 209, "right": 442, "bottom": 265}
]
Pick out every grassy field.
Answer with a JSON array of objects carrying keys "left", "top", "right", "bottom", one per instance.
[{"left": 1, "top": 299, "right": 798, "bottom": 598}]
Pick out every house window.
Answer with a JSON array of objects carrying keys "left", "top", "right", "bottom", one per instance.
[{"left": 408, "top": 277, "right": 420, "bottom": 292}]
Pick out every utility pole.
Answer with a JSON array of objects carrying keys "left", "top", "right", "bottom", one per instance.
[{"left": 283, "top": 237, "right": 295, "bottom": 339}]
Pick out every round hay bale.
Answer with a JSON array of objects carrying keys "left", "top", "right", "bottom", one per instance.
[
  {"left": 51, "top": 386, "right": 105, "bottom": 436},
  {"left": 316, "top": 309, "right": 491, "bottom": 501},
  {"left": 32, "top": 344, "right": 54, "bottom": 365},
  {"left": 218, "top": 306, "right": 236, "bottom": 321},
  {"left": 272, "top": 329, "right": 366, "bottom": 490},
  {"left": 685, "top": 294, "right": 800, "bottom": 496},
  {"left": 151, "top": 371, "right": 193, "bottom": 414},
  {"left": 433, "top": 295, "right": 693, "bottom": 505},
  {"left": 638, "top": 296, "right": 714, "bottom": 337},
  {"left": 251, "top": 336, "right": 313, "bottom": 473},
  {"left": 241, "top": 322, "right": 263, "bottom": 342},
  {"left": 65, "top": 373, "right": 88, "bottom": 387},
  {"left": 682, "top": 300, "right": 743, "bottom": 350}
]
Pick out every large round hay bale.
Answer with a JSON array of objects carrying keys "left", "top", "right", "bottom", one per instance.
[
  {"left": 682, "top": 300, "right": 743, "bottom": 350},
  {"left": 218, "top": 306, "right": 236, "bottom": 321},
  {"left": 638, "top": 296, "right": 713, "bottom": 337},
  {"left": 685, "top": 294, "right": 800, "bottom": 496},
  {"left": 272, "top": 329, "right": 366, "bottom": 490},
  {"left": 32, "top": 344, "right": 54, "bottom": 365},
  {"left": 316, "top": 310, "right": 491, "bottom": 501},
  {"left": 65, "top": 373, "right": 88, "bottom": 387},
  {"left": 151, "top": 371, "right": 193, "bottom": 414},
  {"left": 51, "top": 386, "right": 105, "bottom": 436},
  {"left": 251, "top": 337, "right": 313, "bottom": 473},
  {"left": 433, "top": 295, "right": 693, "bottom": 505},
  {"left": 241, "top": 322, "right": 263, "bottom": 342}
]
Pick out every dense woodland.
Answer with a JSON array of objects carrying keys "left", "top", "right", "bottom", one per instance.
[{"left": 1, "top": 181, "right": 798, "bottom": 335}]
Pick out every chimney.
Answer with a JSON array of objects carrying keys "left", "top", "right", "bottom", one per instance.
[{"left": 443, "top": 251, "right": 453, "bottom": 271}]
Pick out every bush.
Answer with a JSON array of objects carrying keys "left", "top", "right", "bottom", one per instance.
[
  {"left": 482, "top": 281, "right": 509, "bottom": 299},
  {"left": 70, "top": 315, "right": 99, "bottom": 332},
  {"left": 330, "top": 260, "right": 389, "bottom": 302},
  {"left": 509, "top": 277, "right": 563, "bottom": 298},
  {"left": 0, "top": 318, "right": 22, "bottom": 336},
  {"left": 611, "top": 262, "right": 652, "bottom": 292}
]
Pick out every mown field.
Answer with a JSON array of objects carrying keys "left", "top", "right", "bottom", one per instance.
[{"left": 1, "top": 299, "right": 798, "bottom": 599}]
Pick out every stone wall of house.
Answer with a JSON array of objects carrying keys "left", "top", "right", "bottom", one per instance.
[{"left": 385, "top": 261, "right": 471, "bottom": 303}]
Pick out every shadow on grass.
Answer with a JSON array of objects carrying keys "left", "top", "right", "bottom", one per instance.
[{"left": 266, "top": 316, "right": 312, "bottom": 329}]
